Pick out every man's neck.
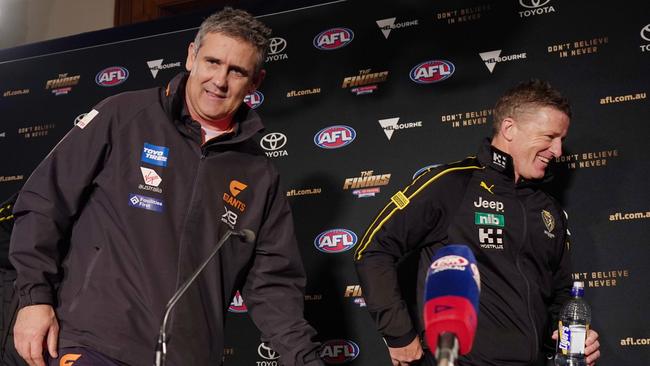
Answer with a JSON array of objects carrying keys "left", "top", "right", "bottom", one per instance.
[
  {"left": 185, "top": 93, "right": 233, "bottom": 131},
  {"left": 490, "top": 137, "right": 520, "bottom": 183}
]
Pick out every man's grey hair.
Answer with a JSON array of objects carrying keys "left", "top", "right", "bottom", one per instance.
[{"left": 192, "top": 7, "right": 272, "bottom": 76}]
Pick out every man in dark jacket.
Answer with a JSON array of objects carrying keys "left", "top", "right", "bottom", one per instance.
[
  {"left": 10, "top": 7, "right": 322, "bottom": 366},
  {"left": 354, "top": 80, "right": 600, "bottom": 366}
]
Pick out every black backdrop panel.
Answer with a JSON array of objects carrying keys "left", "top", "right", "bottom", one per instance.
[{"left": 1, "top": 0, "right": 649, "bottom": 364}]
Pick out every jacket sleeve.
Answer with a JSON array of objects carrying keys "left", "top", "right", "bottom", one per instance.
[
  {"left": 544, "top": 207, "right": 573, "bottom": 354},
  {"left": 0, "top": 192, "right": 18, "bottom": 270},
  {"left": 242, "top": 164, "right": 322, "bottom": 366},
  {"left": 9, "top": 101, "right": 114, "bottom": 308},
  {"left": 353, "top": 176, "right": 446, "bottom": 347}
]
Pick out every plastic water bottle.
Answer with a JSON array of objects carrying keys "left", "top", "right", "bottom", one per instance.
[{"left": 555, "top": 281, "right": 591, "bottom": 366}]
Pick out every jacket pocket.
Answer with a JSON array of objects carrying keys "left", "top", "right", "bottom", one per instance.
[{"left": 67, "top": 245, "right": 102, "bottom": 313}]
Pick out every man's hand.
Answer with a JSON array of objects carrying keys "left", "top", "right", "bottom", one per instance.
[
  {"left": 14, "top": 304, "right": 59, "bottom": 366},
  {"left": 584, "top": 329, "right": 600, "bottom": 366},
  {"left": 552, "top": 329, "right": 600, "bottom": 366},
  {"left": 387, "top": 335, "right": 423, "bottom": 366}
]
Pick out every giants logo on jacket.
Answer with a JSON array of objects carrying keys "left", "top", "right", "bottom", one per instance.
[
  {"left": 314, "top": 229, "right": 357, "bottom": 253},
  {"left": 223, "top": 180, "right": 247, "bottom": 212},
  {"left": 319, "top": 339, "right": 360, "bottom": 364}
]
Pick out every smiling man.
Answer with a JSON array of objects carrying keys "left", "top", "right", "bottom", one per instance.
[
  {"left": 10, "top": 7, "right": 322, "bottom": 366},
  {"left": 354, "top": 80, "right": 601, "bottom": 365}
]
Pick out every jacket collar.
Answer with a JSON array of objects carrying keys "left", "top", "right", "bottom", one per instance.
[
  {"left": 161, "top": 72, "right": 265, "bottom": 146},
  {"left": 477, "top": 138, "right": 553, "bottom": 188}
]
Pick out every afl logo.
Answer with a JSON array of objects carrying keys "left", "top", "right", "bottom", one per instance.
[
  {"left": 228, "top": 290, "right": 247, "bottom": 313},
  {"left": 314, "top": 125, "right": 356, "bottom": 149},
  {"left": 95, "top": 66, "right": 129, "bottom": 87},
  {"left": 409, "top": 60, "right": 454, "bottom": 84},
  {"left": 314, "top": 229, "right": 357, "bottom": 253},
  {"left": 244, "top": 90, "right": 264, "bottom": 109},
  {"left": 313, "top": 28, "right": 354, "bottom": 50},
  {"left": 319, "top": 339, "right": 360, "bottom": 364}
]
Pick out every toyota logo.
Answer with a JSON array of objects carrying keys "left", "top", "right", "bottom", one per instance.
[
  {"left": 519, "top": 0, "right": 551, "bottom": 8},
  {"left": 257, "top": 343, "right": 279, "bottom": 360},
  {"left": 641, "top": 24, "right": 650, "bottom": 42},
  {"left": 74, "top": 113, "right": 87, "bottom": 126},
  {"left": 268, "top": 37, "right": 287, "bottom": 55},
  {"left": 260, "top": 132, "right": 287, "bottom": 151}
]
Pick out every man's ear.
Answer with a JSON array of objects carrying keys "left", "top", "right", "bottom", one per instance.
[
  {"left": 185, "top": 43, "right": 196, "bottom": 72},
  {"left": 500, "top": 118, "right": 516, "bottom": 142}
]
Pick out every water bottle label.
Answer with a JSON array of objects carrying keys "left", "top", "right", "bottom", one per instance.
[{"left": 558, "top": 321, "right": 588, "bottom": 355}]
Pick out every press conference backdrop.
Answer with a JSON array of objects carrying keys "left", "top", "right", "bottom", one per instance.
[{"left": 1, "top": 0, "right": 649, "bottom": 364}]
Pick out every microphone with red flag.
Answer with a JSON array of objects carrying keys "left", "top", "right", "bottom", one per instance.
[{"left": 423, "top": 244, "right": 480, "bottom": 366}]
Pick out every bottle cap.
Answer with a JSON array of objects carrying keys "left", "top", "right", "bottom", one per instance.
[{"left": 571, "top": 281, "right": 585, "bottom": 297}]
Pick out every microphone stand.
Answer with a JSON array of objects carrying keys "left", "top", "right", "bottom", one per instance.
[
  {"left": 154, "top": 229, "right": 255, "bottom": 366},
  {"left": 436, "top": 332, "right": 459, "bottom": 366}
]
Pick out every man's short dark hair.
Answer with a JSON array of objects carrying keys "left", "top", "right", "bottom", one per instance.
[
  {"left": 193, "top": 7, "right": 272, "bottom": 76},
  {"left": 493, "top": 79, "right": 571, "bottom": 135}
]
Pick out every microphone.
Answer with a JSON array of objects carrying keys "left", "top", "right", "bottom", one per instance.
[
  {"left": 154, "top": 229, "right": 256, "bottom": 366},
  {"left": 423, "top": 245, "right": 480, "bottom": 366}
]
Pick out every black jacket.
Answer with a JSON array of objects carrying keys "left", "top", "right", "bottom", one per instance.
[
  {"left": 10, "top": 73, "right": 320, "bottom": 366},
  {"left": 354, "top": 139, "right": 573, "bottom": 365}
]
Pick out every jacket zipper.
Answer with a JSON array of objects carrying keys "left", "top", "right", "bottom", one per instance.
[
  {"left": 170, "top": 151, "right": 206, "bottom": 328},
  {"left": 516, "top": 197, "right": 539, "bottom": 363}
]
